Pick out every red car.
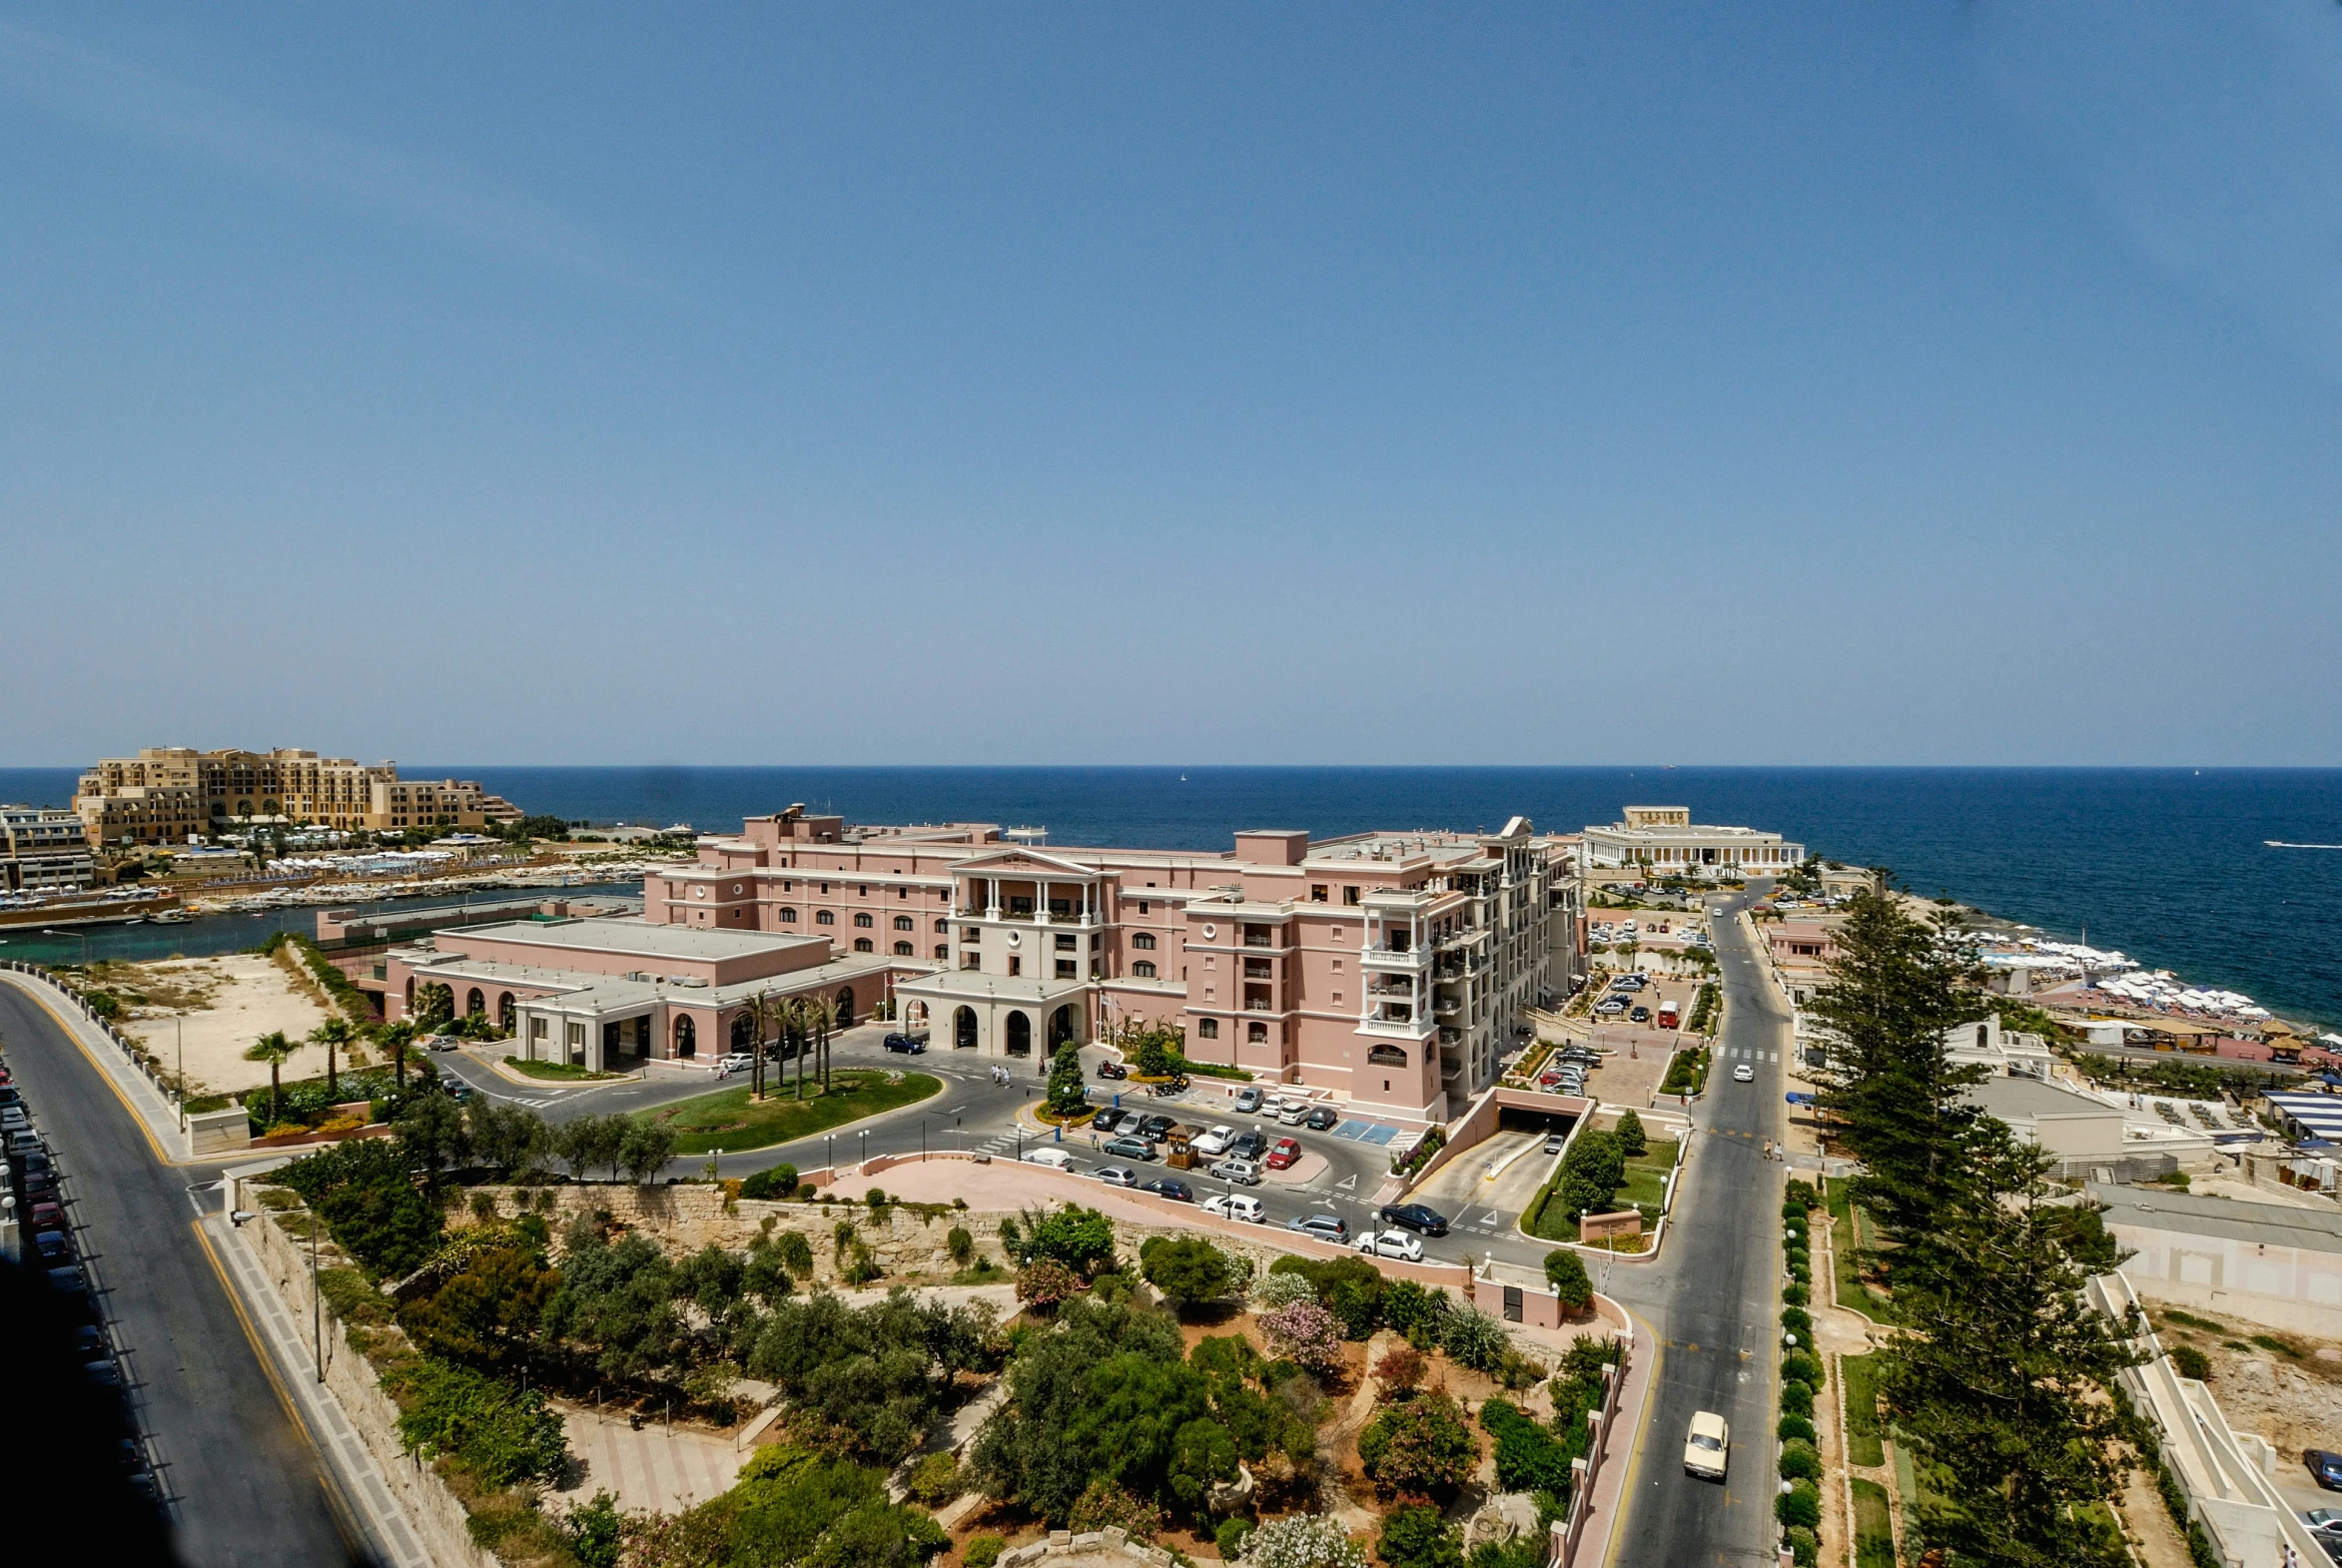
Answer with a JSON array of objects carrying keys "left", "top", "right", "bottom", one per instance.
[
  {"left": 1264, "top": 1138, "right": 1301, "bottom": 1170},
  {"left": 29, "top": 1200, "right": 63, "bottom": 1230}
]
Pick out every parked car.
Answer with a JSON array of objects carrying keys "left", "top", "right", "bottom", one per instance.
[
  {"left": 1139, "top": 1177, "right": 1193, "bottom": 1201},
  {"left": 75, "top": 1326, "right": 109, "bottom": 1361},
  {"left": 881, "top": 1033, "right": 927, "bottom": 1055},
  {"left": 1200, "top": 1193, "right": 1266, "bottom": 1223},
  {"left": 1229, "top": 1130, "right": 1268, "bottom": 1162},
  {"left": 1095, "top": 1059, "right": 1129, "bottom": 1079},
  {"left": 1095, "top": 1166, "right": 1140, "bottom": 1187},
  {"left": 1629, "top": 1007, "right": 1651, "bottom": 1024},
  {"left": 1683, "top": 1411, "right": 1730, "bottom": 1479},
  {"left": 0, "top": 1107, "right": 28, "bottom": 1133},
  {"left": 2307, "top": 1450, "right": 2342, "bottom": 1492},
  {"left": 1304, "top": 1106, "right": 1340, "bottom": 1131},
  {"left": 1287, "top": 1212, "right": 1350, "bottom": 1243},
  {"left": 0, "top": 1082, "right": 22, "bottom": 1105},
  {"left": 1023, "top": 1148, "right": 1076, "bottom": 1170},
  {"left": 47, "top": 1264, "right": 89, "bottom": 1297},
  {"left": 1137, "top": 1114, "right": 1177, "bottom": 1141},
  {"left": 1264, "top": 1138, "right": 1301, "bottom": 1170},
  {"left": 30, "top": 1200, "right": 64, "bottom": 1231},
  {"left": 1102, "top": 1137, "right": 1159, "bottom": 1162},
  {"left": 1192, "top": 1125, "right": 1234, "bottom": 1158},
  {"left": 1379, "top": 1202, "right": 1450, "bottom": 1236},
  {"left": 715, "top": 1053, "right": 753, "bottom": 1074},
  {"left": 1357, "top": 1229, "right": 1425, "bottom": 1262},
  {"left": 1233, "top": 1086, "right": 1264, "bottom": 1114},
  {"left": 34, "top": 1229, "right": 70, "bottom": 1260},
  {"left": 1594, "top": 999, "right": 1629, "bottom": 1016},
  {"left": 1209, "top": 1158, "right": 1262, "bottom": 1186},
  {"left": 1732, "top": 1064, "right": 1755, "bottom": 1083},
  {"left": 7, "top": 1130, "right": 43, "bottom": 1159},
  {"left": 1095, "top": 1108, "right": 1135, "bottom": 1134},
  {"left": 1543, "top": 1134, "right": 1568, "bottom": 1155},
  {"left": 2302, "top": 1507, "right": 2342, "bottom": 1536},
  {"left": 1277, "top": 1102, "right": 1310, "bottom": 1126}
]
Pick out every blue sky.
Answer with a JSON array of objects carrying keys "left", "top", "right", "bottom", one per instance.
[{"left": 4, "top": 3, "right": 2339, "bottom": 766}]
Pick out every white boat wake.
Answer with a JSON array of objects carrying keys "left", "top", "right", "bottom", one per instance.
[{"left": 2264, "top": 841, "right": 2342, "bottom": 849}]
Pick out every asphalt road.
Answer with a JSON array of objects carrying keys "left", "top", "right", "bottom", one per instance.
[
  {"left": 1599, "top": 888, "right": 1788, "bottom": 1568},
  {"left": 0, "top": 983, "right": 369, "bottom": 1567}
]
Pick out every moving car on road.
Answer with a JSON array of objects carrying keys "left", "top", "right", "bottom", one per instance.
[
  {"left": 1732, "top": 1064, "right": 1755, "bottom": 1083},
  {"left": 1684, "top": 1411, "right": 1730, "bottom": 1479},
  {"left": 1095, "top": 1060, "right": 1129, "bottom": 1080},
  {"left": 1287, "top": 1212, "right": 1349, "bottom": 1243},
  {"left": 1378, "top": 1202, "right": 1450, "bottom": 1236},
  {"left": 1357, "top": 1229, "right": 1425, "bottom": 1262},
  {"left": 881, "top": 1033, "right": 927, "bottom": 1054},
  {"left": 715, "top": 1053, "right": 753, "bottom": 1074},
  {"left": 1200, "top": 1193, "right": 1265, "bottom": 1223}
]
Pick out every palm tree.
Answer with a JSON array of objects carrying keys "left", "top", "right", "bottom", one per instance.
[
  {"left": 784, "top": 994, "right": 812, "bottom": 1102},
  {"left": 244, "top": 1031, "right": 297, "bottom": 1129},
  {"left": 310, "top": 1017, "right": 353, "bottom": 1100},
  {"left": 380, "top": 1020, "right": 416, "bottom": 1089},
  {"left": 803, "top": 994, "right": 839, "bottom": 1095},
  {"left": 742, "top": 990, "right": 780, "bottom": 1102}
]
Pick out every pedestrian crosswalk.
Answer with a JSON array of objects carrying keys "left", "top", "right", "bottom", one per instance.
[{"left": 1718, "top": 1048, "right": 1778, "bottom": 1063}]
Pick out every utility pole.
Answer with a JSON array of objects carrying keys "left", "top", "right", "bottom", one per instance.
[{"left": 177, "top": 1016, "right": 186, "bottom": 1133}]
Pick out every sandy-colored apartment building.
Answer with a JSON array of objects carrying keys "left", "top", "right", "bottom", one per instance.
[
  {"left": 74, "top": 747, "right": 517, "bottom": 845},
  {"left": 0, "top": 805, "right": 95, "bottom": 893},
  {"left": 633, "top": 805, "right": 1585, "bottom": 1124}
]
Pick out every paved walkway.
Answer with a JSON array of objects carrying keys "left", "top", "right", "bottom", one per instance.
[{"left": 549, "top": 1404, "right": 743, "bottom": 1514}]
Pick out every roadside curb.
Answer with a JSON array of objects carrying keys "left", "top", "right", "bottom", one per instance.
[
  {"left": 479, "top": 1053, "right": 640, "bottom": 1091},
  {"left": 0, "top": 966, "right": 197, "bottom": 1164}
]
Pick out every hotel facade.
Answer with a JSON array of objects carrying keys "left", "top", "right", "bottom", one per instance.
[
  {"left": 74, "top": 747, "right": 518, "bottom": 845},
  {"left": 622, "top": 805, "right": 1584, "bottom": 1124},
  {"left": 1579, "top": 805, "right": 1804, "bottom": 879}
]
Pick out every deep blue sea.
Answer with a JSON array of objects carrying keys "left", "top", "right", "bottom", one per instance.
[{"left": 6, "top": 766, "right": 2336, "bottom": 1030}]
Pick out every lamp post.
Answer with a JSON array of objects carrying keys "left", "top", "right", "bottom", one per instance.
[{"left": 176, "top": 1016, "right": 186, "bottom": 1133}]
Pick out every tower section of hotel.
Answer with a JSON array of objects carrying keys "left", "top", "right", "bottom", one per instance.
[{"left": 639, "top": 806, "right": 1581, "bottom": 1126}]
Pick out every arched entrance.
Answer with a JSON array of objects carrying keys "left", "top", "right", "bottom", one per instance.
[
  {"left": 954, "top": 1006, "right": 978, "bottom": 1050},
  {"left": 834, "top": 987, "right": 855, "bottom": 1028},
  {"left": 730, "top": 1013, "right": 754, "bottom": 1051},
  {"left": 674, "top": 1015, "right": 697, "bottom": 1058},
  {"left": 466, "top": 987, "right": 485, "bottom": 1019},
  {"left": 497, "top": 993, "right": 516, "bottom": 1033},
  {"left": 1048, "top": 1004, "right": 1077, "bottom": 1050},
  {"left": 1005, "top": 1010, "right": 1032, "bottom": 1057}
]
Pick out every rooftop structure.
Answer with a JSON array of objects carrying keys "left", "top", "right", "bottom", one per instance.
[
  {"left": 1580, "top": 805, "right": 1803, "bottom": 880},
  {"left": 73, "top": 746, "right": 520, "bottom": 846}
]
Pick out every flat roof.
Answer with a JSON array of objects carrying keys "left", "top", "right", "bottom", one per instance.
[
  {"left": 2089, "top": 1181, "right": 2342, "bottom": 1254},
  {"left": 1966, "top": 1075, "right": 2120, "bottom": 1121},
  {"left": 436, "top": 916, "right": 822, "bottom": 963}
]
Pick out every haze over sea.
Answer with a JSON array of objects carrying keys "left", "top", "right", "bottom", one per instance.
[{"left": 5, "top": 766, "right": 2336, "bottom": 1032}]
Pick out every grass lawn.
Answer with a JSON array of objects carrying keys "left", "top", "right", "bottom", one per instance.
[
  {"left": 503, "top": 1056, "right": 625, "bottom": 1082},
  {"left": 1824, "top": 1178, "right": 1910, "bottom": 1326},
  {"left": 1841, "top": 1352, "right": 1886, "bottom": 1466},
  {"left": 636, "top": 1070, "right": 941, "bottom": 1154},
  {"left": 1851, "top": 1478, "right": 1895, "bottom": 1568},
  {"left": 1525, "top": 1138, "right": 1678, "bottom": 1241}
]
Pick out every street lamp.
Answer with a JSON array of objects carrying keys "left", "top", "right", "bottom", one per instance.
[{"left": 177, "top": 1015, "right": 186, "bottom": 1134}]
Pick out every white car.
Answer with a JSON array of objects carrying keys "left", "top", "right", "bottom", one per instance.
[
  {"left": 1732, "top": 1064, "right": 1754, "bottom": 1083},
  {"left": 1683, "top": 1410, "right": 1729, "bottom": 1479},
  {"left": 1277, "top": 1102, "right": 1310, "bottom": 1126},
  {"left": 1200, "top": 1193, "right": 1266, "bottom": 1223},
  {"left": 1191, "top": 1125, "right": 1234, "bottom": 1158},
  {"left": 715, "top": 1052, "right": 753, "bottom": 1074},
  {"left": 1209, "top": 1158, "right": 1263, "bottom": 1186},
  {"left": 1356, "top": 1229, "right": 1425, "bottom": 1262},
  {"left": 1023, "top": 1148, "right": 1076, "bottom": 1171}
]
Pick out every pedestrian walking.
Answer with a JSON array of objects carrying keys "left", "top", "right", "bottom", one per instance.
[{"left": 1763, "top": 1139, "right": 1774, "bottom": 1162}]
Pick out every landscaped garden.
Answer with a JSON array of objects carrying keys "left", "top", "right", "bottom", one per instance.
[
  {"left": 503, "top": 1056, "right": 627, "bottom": 1082},
  {"left": 632, "top": 1069, "right": 941, "bottom": 1154},
  {"left": 1523, "top": 1112, "right": 1673, "bottom": 1243}
]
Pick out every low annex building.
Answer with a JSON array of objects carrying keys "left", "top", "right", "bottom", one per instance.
[
  {"left": 1580, "top": 805, "right": 1803, "bottom": 880},
  {"left": 637, "top": 804, "right": 1586, "bottom": 1124},
  {"left": 2090, "top": 1181, "right": 2342, "bottom": 1336}
]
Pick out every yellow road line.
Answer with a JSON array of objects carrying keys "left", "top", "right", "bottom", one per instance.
[
  {"left": 190, "top": 1217, "right": 372, "bottom": 1560},
  {"left": 1601, "top": 1306, "right": 1667, "bottom": 1568},
  {"left": 1, "top": 974, "right": 183, "bottom": 1166}
]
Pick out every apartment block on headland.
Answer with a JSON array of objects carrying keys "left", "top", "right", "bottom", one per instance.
[
  {"left": 1580, "top": 804, "right": 1804, "bottom": 879},
  {"left": 72, "top": 747, "right": 519, "bottom": 845},
  {"left": 376, "top": 805, "right": 1586, "bottom": 1125}
]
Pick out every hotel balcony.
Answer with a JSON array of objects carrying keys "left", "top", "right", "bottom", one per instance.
[
  {"left": 1433, "top": 995, "right": 1461, "bottom": 1022},
  {"left": 1361, "top": 943, "right": 1430, "bottom": 972}
]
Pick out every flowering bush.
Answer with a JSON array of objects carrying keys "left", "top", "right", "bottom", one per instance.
[
  {"left": 1259, "top": 1300, "right": 1344, "bottom": 1375},
  {"left": 1068, "top": 1478, "right": 1164, "bottom": 1543},
  {"left": 1242, "top": 1512, "right": 1370, "bottom": 1568},
  {"left": 1015, "top": 1258, "right": 1081, "bottom": 1311},
  {"left": 1253, "top": 1271, "right": 1319, "bottom": 1310},
  {"left": 1371, "top": 1343, "right": 1426, "bottom": 1394},
  {"left": 1356, "top": 1390, "right": 1479, "bottom": 1500}
]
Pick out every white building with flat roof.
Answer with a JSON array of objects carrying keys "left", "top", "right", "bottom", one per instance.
[{"left": 1581, "top": 805, "right": 1803, "bottom": 879}]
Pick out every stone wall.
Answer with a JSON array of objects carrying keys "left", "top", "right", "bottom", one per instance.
[{"left": 246, "top": 1210, "right": 500, "bottom": 1568}]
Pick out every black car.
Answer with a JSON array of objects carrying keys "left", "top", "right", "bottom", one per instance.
[
  {"left": 76, "top": 1326, "right": 110, "bottom": 1361},
  {"left": 33, "top": 1229, "right": 69, "bottom": 1261},
  {"left": 2309, "top": 1449, "right": 2342, "bottom": 1492},
  {"left": 1303, "top": 1106, "right": 1339, "bottom": 1131},
  {"left": 0, "top": 1083, "right": 21, "bottom": 1107},
  {"left": 1379, "top": 1203, "right": 1450, "bottom": 1236},
  {"left": 1139, "top": 1178, "right": 1193, "bottom": 1201},
  {"left": 1095, "top": 1060, "right": 1129, "bottom": 1080},
  {"left": 882, "top": 1033, "right": 928, "bottom": 1055},
  {"left": 1091, "top": 1108, "right": 1128, "bottom": 1134},
  {"left": 1229, "top": 1131, "right": 1268, "bottom": 1162},
  {"left": 1137, "top": 1114, "right": 1177, "bottom": 1141}
]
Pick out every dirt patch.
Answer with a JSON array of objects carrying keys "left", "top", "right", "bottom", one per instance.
[
  {"left": 2150, "top": 1307, "right": 2342, "bottom": 1462},
  {"left": 110, "top": 953, "right": 335, "bottom": 1096}
]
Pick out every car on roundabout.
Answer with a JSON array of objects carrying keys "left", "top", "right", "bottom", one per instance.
[
  {"left": 881, "top": 1033, "right": 927, "bottom": 1054},
  {"left": 1378, "top": 1202, "right": 1450, "bottom": 1236},
  {"left": 1356, "top": 1229, "right": 1425, "bottom": 1262},
  {"left": 1095, "top": 1060, "right": 1129, "bottom": 1080}
]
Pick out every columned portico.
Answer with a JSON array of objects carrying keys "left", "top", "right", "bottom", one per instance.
[{"left": 895, "top": 971, "right": 1093, "bottom": 1068}]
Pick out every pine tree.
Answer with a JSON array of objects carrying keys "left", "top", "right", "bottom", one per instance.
[
  {"left": 1808, "top": 883, "right": 1988, "bottom": 1238},
  {"left": 1046, "top": 1040, "right": 1088, "bottom": 1119}
]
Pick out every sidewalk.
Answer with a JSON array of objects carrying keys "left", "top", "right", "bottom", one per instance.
[
  {"left": 197, "top": 1210, "right": 435, "bottom": 1568},
  {"left": 0, "top": 966, "right": 194, "bottom": 1163},
  {"left": 1584, "top": 1310, "right": 1659, "bottom": 1568}
]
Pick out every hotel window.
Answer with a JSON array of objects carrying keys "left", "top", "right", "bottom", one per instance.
[
  {"left": 1331, "top": 991, "right": 1342, "bottom": 1004},
  {"left": 1247, "top": 1022, "right": 1267, "bottom": 1045},
  {"left": 962, "top": 953, "right": 982, "bottom": 970},
  {"left": 895, "top": 942, "right": 914, "bottom": 956},
  {"left": 1197, "top": 1018, "right": 1218, "bottom": 1040},
  {"left": 894, "top": 915, "right": 914, "bottom": 931},
  {"left": 1055, "top": 960, "right": 1077, "bottom": 979},
  {"left": 1008, "top": 957, "right": 1022, "bottom": 977},
  {"left": 855, "top": 938, "right": 874, "bottom": 953},
  {"left": 898, "top": 887, "right": 909, "bottom": 899},
  {"left": 816, "top": 910, "right": 835, "bottom": 925},
  {"left": 1133, "top": 961, "right": 1157, "bottom": 978},
  {"left": 1331, "top": 958, "right": 1343, "bottom": 973},
  {"left": 935, "top": 918, "right": 949, "bottom": 934},
  {"left": 963, "top": 927, "right": 981, "bottom": 942},
  {"left": 859, "top": 885, "right": 868, "bottom": 897},
  {"left": 935, "top": 944, "right": 951, "bottom": 960},
  {"left": 853, "top": 913, "right": 874, "bottom": 928},
  {"left": 1310, "top": 884, "right": 1327, "bottom": 902},
  {"left": 1132, "top": 933, "right": 1156, "bottom": 950},
  {"left": 1343, "top": 887, "right": 1360, "bottom": 906},
  {"left": 1055, "top": 934, "right": 1076, "bottom": 951},
  {"left": 1137, "top": 901, "right": 1150, "bottom": 914}
]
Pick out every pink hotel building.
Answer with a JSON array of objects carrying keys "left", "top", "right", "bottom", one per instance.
[{"left": 380, "top": 805, "right": 1584, "bottom": 1125}]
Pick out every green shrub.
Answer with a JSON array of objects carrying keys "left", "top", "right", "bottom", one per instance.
[
  {"left": 963, "top": 1537, "right": 1006, "bottom": 1568},
  {"left": 387, "top": 1357, "right": 566, "bottom": 1485},
  {"left": 905, "top": 1451, "right": 961, "bottom": 1505},
  {"left": 1783, "top": 1283, "right": 1809, "bottom": 1307},
  {"left": 2169, "top": 1345, "right": 2211, "bottom": 1380},
  {"left": 1214, "top": 1516, "right": 1255, "bottom": 1562},
  {"left": 1778, "top": 1438, "right": 1821, "bottom": 1481},
  {"left": 739, "top": 1164, "right": 798, "bottom": 1200},
  {"left": 1776, "top": 1481, "right": 1821, "bottom": 1530},
  {"left": 1786, "top": 1524, "right": 1820, "bottom": 1566},
  {"left": 1781, "top": 1306, "right": 1813, "bottom": 1338},
  {"left": 1777, "top": 1413, "right": 1817, "bottom": 1444},
  {"left": 1782, "top": 1350, "right": 1823, "bottom": 1389},
  {"left": 1781, "top": 1379, "right": 1814, "bottom": 1417}
]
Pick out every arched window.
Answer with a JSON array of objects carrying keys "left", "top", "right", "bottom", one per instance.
[
  {"left": 1132, "top": 933, "right": 1157, "bottom": 950},
  {"left": 894, "top": 941, "right": 914, "bottom": 956},
  {"left": 466, "top": 987, "right": 485, "bottom": 1017},
  {"left": 853, "top": 913, "right": 874, "bottom": 928},
  {"left": 778, "top": 907, "right": 798, "bottom": 923},
  {"left": 1247, "top": 1022, "right": 1268, "bottom": 1045},
  {"left": 934, "top": 944, "right": 950, "bottom": 960},
  {"left": 894, "top": 915, "right": 914, "bottom": 931},
  {"left": 854, "top": 938, "right": 874, "bottom": 953},
  {"left": 1367, "top": 1044, "right": 1407, "bottom": 1067},
  {"left": 731, "top": 1013, "right": 754, "bottom": 1049},
  {"left": 1196, "top": 1019, "right": 1219, "bottom": 1040},
  {"left": 835, "top": 988, "right": 856, "bottom": 1027},
  {"left": 934, "top": 918, "right": 950, "bottom": 934},
  {"left": 1049, "top": 1005, "right": 1077, "bottom": 1049},
  {"left": 954, "top": 1006, "right": 978, "bottom": 1050},
  {"left": 816, "top": 910, "right": 835, "bottom": 925},
  {"left": 674, "top": 1015, "right": 697, "bottom": 1057},
  {"left": 497, "top": 993, "right": 515, "bottom": 1031},
  {"left": 1133, "top": 961, "right": 1157, "bottom": 978}
]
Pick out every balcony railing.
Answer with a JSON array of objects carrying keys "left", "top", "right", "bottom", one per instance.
[{"left": 1361, "top": 944, "right": 1430, "bottom": 971}]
